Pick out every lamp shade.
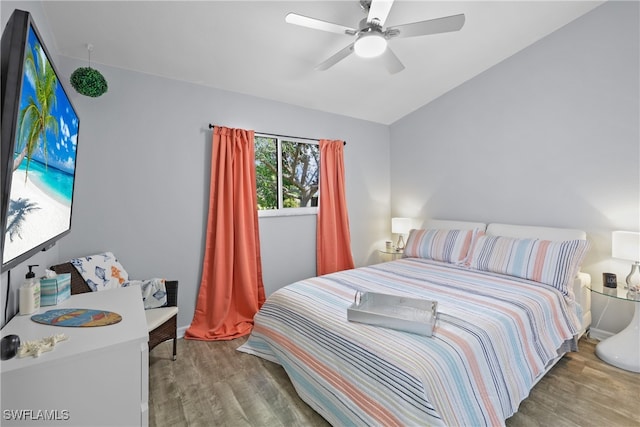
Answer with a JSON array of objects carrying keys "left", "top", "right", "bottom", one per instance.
[
  {"left": 391, "top": 217, "right": 411, "bottom": 235},
  {"left": 612, "top": 231, "right": 640, "bottom": 261}
]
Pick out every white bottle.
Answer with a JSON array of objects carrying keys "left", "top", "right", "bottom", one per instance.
[{"left": 19, "top": 265, "right": 40, "bottom": 315}]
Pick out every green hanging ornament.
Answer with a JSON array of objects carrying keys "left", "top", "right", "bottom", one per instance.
[{"left": 70, "top": 44, "right": 108, "bottom": 97}]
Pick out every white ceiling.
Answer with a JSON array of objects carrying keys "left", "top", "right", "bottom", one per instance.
[{"left": 41, "top": 1, "right": 603, "bottom": 125}]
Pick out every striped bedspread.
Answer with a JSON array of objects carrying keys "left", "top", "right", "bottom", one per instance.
[{"left": 238, "top": 258, "right": 581, "bottom": 426}]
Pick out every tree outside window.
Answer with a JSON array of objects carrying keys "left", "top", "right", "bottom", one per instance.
[{"left": 255, "top": 135, "right": 319, "bottom": 215}]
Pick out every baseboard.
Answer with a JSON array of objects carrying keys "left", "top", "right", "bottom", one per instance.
[
  {"left": 177, "top": 325, "right": 188, "bottom": 339},
  {"left": 586, "top": 327, "right": 614, "bottom": 341}
]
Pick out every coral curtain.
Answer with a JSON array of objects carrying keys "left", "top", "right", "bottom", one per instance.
[
  {"left": 185, "top": 126, "right": 265, "bottom": 341},
  {"left": 317, "top": 139, "right": 355, "bottom": 275}
]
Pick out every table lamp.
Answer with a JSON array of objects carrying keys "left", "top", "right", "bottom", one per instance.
[
  {"left": 612, "top": 231, "right": 640, "bottom": 289},
  {"left": 392, "top": 217, "right": 412, "bottom": 251}
]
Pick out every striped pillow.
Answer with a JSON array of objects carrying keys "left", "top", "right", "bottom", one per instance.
[
  {"left": 403, "top": 228, "right": 476, "bottom": 264},
  {"left": 468, "top": 235, "right": 590, "bottom": 296}
]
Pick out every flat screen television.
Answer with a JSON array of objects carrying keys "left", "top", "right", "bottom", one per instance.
[{"left": 1, "top": 9, "right": 80, "bottom": 272}]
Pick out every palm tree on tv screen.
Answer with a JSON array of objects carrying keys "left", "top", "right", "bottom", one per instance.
[{"left": 13, "top": 42, "right": 59, "bottom": 180}]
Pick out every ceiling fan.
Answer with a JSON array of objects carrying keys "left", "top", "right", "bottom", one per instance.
[{"left": 285, "top": 0, "right": 465, "bottom": 74}]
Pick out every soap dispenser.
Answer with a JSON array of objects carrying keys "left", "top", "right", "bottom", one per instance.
[{"left": 19, "top": 264, "right": 40, "bottom": 315}]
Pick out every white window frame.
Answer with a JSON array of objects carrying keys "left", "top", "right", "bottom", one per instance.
[{"left": 256, "top": 134, "right": 319, "bottom": 218}]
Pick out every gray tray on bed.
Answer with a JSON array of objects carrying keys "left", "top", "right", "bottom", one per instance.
[{"left": 347, "top": 291, "right": 437, "bottom": 337}]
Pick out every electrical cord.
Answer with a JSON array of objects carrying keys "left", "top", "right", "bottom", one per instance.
[{"left": 2, "top": 269, "right": 10, "bottom": 329}]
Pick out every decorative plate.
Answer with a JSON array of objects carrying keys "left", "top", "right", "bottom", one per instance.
[{"left": 31, "top": 308, "right": 122, "bottom": 327}]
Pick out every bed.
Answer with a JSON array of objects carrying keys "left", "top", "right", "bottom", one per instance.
[{"left": 238, "top": 221, "right": 592, "bottom": 426}]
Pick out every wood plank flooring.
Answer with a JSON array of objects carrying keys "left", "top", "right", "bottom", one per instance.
[{"left": 149, "top": 335, "right": 639, "bottom": 427}]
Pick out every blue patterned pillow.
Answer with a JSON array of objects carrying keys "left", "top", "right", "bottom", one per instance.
[
  {"left": 70, "top": 252, "right": 129, "bottom": 291},
  {"left": 127, "top": 279, "right": 167, "bottom": 309}
]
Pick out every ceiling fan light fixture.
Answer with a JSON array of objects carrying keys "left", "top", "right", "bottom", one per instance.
[{"left": 354, "top": 32, "right": 387, "bottom": 58}]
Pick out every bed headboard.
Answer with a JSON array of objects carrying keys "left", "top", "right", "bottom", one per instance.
[
  {"left": 486, "top": 223, "right": 587, "bottom": 241},
  {"left": 423, "top": 219, "right": 487, "bottom": 231}
]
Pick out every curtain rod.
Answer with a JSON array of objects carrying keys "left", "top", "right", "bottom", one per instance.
[{"left": 208, "top": 124, "right": 346, "bottom": 145}]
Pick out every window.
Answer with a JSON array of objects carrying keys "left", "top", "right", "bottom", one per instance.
[{"left": 255, "top": 135, "right": 319, "bottom": 216}]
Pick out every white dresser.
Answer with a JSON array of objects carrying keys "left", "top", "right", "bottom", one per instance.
[{"left": 1, "top": 286, "right": 149, "bottom": 426}]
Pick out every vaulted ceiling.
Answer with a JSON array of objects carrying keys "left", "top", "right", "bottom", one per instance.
[{"left": 41, "top": 1, "right": 603, "bottom": 124}]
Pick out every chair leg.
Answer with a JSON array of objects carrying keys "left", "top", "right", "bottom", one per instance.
[{"left": 172, "top": 337, "right": 177, "bottom": 361}]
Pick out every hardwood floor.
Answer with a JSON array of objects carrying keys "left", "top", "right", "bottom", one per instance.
[{"left": 149, "top": 335, "right": 639, "bottom": 427}]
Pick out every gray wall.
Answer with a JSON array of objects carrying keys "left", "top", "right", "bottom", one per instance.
[{"left": 389, "top": 1, "right": 639, "bottom": 336}]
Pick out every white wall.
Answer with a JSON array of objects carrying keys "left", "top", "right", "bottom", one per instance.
[{"left": 389, "top": 1, "right": 639, "bottom": 336}]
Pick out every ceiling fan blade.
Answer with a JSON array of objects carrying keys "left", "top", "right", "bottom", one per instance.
[
  {"left": 367, "top": 0, "right": 394, "bottom": 27},
  {"left": 388, "top": 13, "right": 465, "bottom": 39},
  {"left": 380, "top": 47, "right": 404, "bottom": 74},
  {"left": 285, "top": 13, "right": 357, "bottom": 35},
  {"left": 315, "top": 43, "right": 355, "bottom": 71}
]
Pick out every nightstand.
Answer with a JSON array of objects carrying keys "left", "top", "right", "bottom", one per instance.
[
  {"left": 588, "top": 282, "right": 640, "bottom": 372},
  {"left": 378, "top": 248, "right": 404, "bottom": 262}
]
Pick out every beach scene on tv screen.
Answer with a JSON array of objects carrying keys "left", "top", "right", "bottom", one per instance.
[{"left": 3, "top": 25, "right": 79, "bottom": 266}]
